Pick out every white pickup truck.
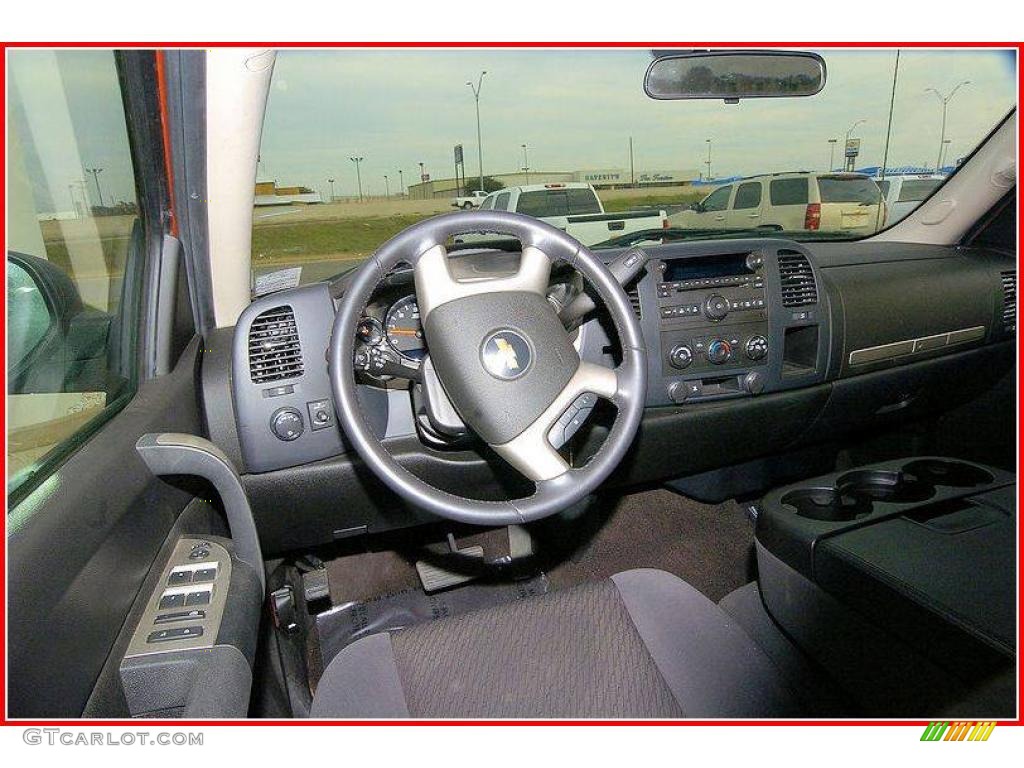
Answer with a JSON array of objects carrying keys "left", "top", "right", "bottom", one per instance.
[
  {"left": 455, "top": 183, "right": 667, "bottom": 247},
  {"left": 451, "top": 190, "right": 488, "bottom": 209}
]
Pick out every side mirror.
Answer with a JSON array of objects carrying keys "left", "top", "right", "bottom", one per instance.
[
  {"left": 7, "top": 254, "right": 62, "bottom": 374},
  {"left": 690, "top": 202, "right": 705, "bottom": 212}
]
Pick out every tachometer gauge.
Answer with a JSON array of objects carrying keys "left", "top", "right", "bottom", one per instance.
[
  {"left": 356, "top": 316, "right": 384, "bottom": 346},
  {"left": 385, "top": 295, "right": 426, "bottom": 361}
]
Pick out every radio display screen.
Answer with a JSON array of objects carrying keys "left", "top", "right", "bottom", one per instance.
[{"left": 663, "top": 253, "right": 753, "bottom": 282}]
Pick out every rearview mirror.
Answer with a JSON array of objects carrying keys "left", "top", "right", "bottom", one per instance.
[{"left": 645, "top": 51, "right": 826, "bottom": 101}]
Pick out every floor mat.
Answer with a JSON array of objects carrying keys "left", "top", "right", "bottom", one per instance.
[
  {"left": 534, "top": 488, "right": 755, "bottom": 602},
  {"left": 314, "top": 574, "right": 549, "bottom": 670}
]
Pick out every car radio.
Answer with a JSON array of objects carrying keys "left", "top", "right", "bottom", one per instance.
[{"left": 654, "top": 251, "right": 770, "bottom": 401}]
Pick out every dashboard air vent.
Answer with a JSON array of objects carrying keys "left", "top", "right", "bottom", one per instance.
[
  {"left": 777, "top": 251, "right": 818, "bottom": 307},
  {"left": 1000, "top": 270, "right": 1016, "bottom": 334},
  {"left": 625, "top": 282, "right": 642, "bottom": 319},
  {"left": 248, "top": 305, "right": 304, "bottom": 383}
]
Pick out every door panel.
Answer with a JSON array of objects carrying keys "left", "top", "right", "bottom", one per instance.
[{"left": 8, "top": 339, "right": 206, "bottom": 717}]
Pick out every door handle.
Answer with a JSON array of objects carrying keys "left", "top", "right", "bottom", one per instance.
[
  {"left": 747, "top": 213, "right": 760, "bottom": 218},
  {"left": 714, "top": 215, "right": 725, "bottom": 221}
]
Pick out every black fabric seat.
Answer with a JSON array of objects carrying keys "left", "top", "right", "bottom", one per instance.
[{"left": 310, "top": 568, "right": 799, "bottom": 718}]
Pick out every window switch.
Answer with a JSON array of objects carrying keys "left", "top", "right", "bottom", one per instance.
[
  {"left": 184, "top": 590, "right": 211, "bottom": 606},
  {"left": 158, "top": 592, "right": 186, "bottom": 610},
  {"left": 146, "top": 625, "right": 204, "bottom": 644},
  {"left": 155, "top": 609, "right": 206, "bottom": 625},
  {"left": 192, "top": 567, "right": 217, "bottom": 583},
  {"left": 168, "top": 570, "right": 193, "bottom": 586}
]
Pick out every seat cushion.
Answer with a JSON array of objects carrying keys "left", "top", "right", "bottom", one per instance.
[{"left": 311, "top": 568, "right": 798, "bottom": 718}]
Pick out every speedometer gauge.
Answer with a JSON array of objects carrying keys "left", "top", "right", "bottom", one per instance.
[{"left": 385, "top": 295, "right": 426, "bottom": 361}]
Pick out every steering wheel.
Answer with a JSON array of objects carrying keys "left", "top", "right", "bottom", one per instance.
[{"left": 328, "top": 211, "right": 647, "bottom": 525}]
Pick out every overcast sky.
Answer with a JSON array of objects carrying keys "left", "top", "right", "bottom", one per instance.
[
  {"left": 259, "top": 49, "right": 1016, "bottom": 197},
  {"left": 8, "top": 49, "right": 1016, "bottom": 212}
]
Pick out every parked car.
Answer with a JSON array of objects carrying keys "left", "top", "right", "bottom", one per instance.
[
  {"left": 875, "top": 173, "right": 946, "bottom": 224},
  {"left": 669, "top": 172, "right": 886, "bottom": 235},
  {"left": 458, "top": 183, "right": 667, "bottom": 246},
  {"left": 451, "top": 190, "right": 488, "bottom": 209}
]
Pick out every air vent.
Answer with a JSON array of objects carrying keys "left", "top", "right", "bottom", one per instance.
[
  {"left": 248, "top": 305, "right": 304, "bottom": 383},
  {"left": 1000, "top": 270, "right": 1016, "bottom": 334},
  {"left": 625, "top": 283, "right": 642, "bottom": 319},
  {"left": 777, "top": 251, "right": 818, "bottom": 307}
]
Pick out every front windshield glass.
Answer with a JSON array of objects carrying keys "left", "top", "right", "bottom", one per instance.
[{"left": 251, "top": 48, "right": 1015, "bottom": 291}]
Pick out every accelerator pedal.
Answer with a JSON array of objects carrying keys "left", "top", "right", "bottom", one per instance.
[{"left": 415, "top": 534, "right": 484, "bottom": 592}]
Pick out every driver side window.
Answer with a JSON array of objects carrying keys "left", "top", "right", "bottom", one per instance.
[{"left": 7, "top": 51, "right": 142, "bottom": 501}]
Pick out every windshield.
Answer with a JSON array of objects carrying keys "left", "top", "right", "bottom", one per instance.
[{"left": 251, "top": 49, "right": 1015, "bottom": 291}]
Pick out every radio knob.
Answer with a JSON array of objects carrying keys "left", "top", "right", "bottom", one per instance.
[
  {"left": 706, "top": 339, "right": 732, "bottom": 365},
  {"left": 743, "top": 371, "right": 766, "bottom": 395},
  {"left": 705, "top": 294, "right": 730, "bottom": 321},
  {"left": 745, "top": 335, "right": 769, "bottom": 361},
  {"left": 668, "top": 345, "right": 693, "bottom": 369}
]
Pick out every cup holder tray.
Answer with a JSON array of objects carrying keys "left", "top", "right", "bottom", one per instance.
[
  {"left": 779, "top": 459, "right": 995, "bottom": 522},
  {"left": 758, "top": 456, "right": 1009, "bottom": 575}
]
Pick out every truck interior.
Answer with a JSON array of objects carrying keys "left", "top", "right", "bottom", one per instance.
[{"left": 5, "top": 47, "right": 1018, "bottom": 720}]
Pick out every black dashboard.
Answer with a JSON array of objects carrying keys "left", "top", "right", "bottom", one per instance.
[{"left": 204, "top": 238, "right": 1015, "bottom": 554}]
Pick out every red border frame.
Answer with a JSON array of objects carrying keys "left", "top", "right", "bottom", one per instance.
[{"left": 1, "top": 40, "right": 1021, "bottom": 728}]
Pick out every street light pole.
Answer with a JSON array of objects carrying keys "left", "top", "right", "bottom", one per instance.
[
  {"left": 466, "top": 71, "right": 487, "bottom": 193},
  {"left": 926, "top": 81, "right": 970, "bottom": 172},
  {"left": 827, "top": 138, "right": 837, "bottom": 171},
  {"left": 521, "top": 143, "right": 529, "bottom": 184},
  {"left": 349, "top": 157, "right": 364, "bottom": 202},
  {"left": 327, "top": 177, "right": 335, "bottom": 202},
  {"left": 398, "top": 170, "right": 404, "bottom": 197},
  {"left": 84, "top": 167, "right": 105, "bottom": 207},
  {"left": 418, "top": 162, "right": 425, "bottom": 199},
  {"left": 705, "top": 139, "right": 712, "bottom": 182},
  {"left": 384, "top": 174, "right": 390, "bottom": 199}
]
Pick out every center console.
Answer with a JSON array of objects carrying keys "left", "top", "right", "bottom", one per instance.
[
  {"left": 639, "top": 240, "right": 832, "bottom": 406},
  {"left": 755, "top": 457, "right": 1016, "bottom": 715}
]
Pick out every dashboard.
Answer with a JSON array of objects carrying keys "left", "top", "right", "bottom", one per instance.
[{"left": 210, "top": 238, "right": 1016, "bottom": 554}]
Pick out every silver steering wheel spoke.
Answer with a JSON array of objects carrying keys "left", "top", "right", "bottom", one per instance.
[
  {"left": 490, "top": 361, "right": 620, "bottom": 482},
  {"left": 414, "top": 242, "right": 553, "bottom": 321}
]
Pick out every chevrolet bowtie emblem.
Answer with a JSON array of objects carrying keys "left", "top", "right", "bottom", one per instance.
[
  {"left": 481, "top": 330, "right": 532, "bottom": 380},
  {"left": 493, "top": 337, "right": 520, "bottom": 371}
]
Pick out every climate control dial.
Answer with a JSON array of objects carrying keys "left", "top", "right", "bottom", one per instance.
[
  {"left": 668, "top": 345, "right": 694, "bottom": 369},
  {"left": 745, "top": 335, "right": 769, "bottom": 361},
  {"left": 706, "top": 339, "right": 732, "bottom": 365}
]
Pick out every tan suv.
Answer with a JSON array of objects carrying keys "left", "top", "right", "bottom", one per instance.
[{"left": 669, "top": 171, "right": 887, "bottom": 235}]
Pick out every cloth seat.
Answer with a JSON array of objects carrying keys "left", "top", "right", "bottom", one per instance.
[{"left": 310, "top": 568, "right": 798, "bottom": 718}]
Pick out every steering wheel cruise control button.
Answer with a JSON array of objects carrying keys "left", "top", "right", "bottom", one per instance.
[{"left": 548, "top": 392, "right": 598, "bottom": 448}]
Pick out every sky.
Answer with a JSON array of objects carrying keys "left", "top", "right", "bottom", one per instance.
[
  {"left": 6, "top": 49, "right": 1017, "bottom": 213},
  {"left": 9, "top": 50, "right": 137, "bottom": 212},
  {"left": 258, "top": 49, "right": 1017, "bottom": 198}
]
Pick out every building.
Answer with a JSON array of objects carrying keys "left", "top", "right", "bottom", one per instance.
[
  {"left": 406, "top": 168, "right": 701, "bottom": 199},
  {"left": 254, "top": 180, "right": 323, "bottom": 206}
]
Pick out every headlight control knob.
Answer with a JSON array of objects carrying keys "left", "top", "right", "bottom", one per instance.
[{"left": 270, "top": 407, "right": 305, "bottom": 441}]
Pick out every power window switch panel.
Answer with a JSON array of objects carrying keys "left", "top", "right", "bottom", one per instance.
[
  {"left": 146, "top": 625, "right": 204, "bottom": 644},
  {"left": 192, "top": 567, "right": 217, "bottom": 583},
  {"left": 184, "top": 589, "right": 212, "bottom": 606},
  {"left": 167, "top": 570, "right": 193, "bottom": 586},
  {"left": 158, "top": 592, "right": 186, "bottom": 610}
]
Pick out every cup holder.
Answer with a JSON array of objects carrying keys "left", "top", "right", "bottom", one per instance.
[
  {"left": 836, "top": 469, "right": 936, "bottom": 504},
  {"left": 782, "top": 487, "right": 873, "bottom": 522},
  {"left": 902, "top": 459, "right": 994, "bottom": 488}
]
